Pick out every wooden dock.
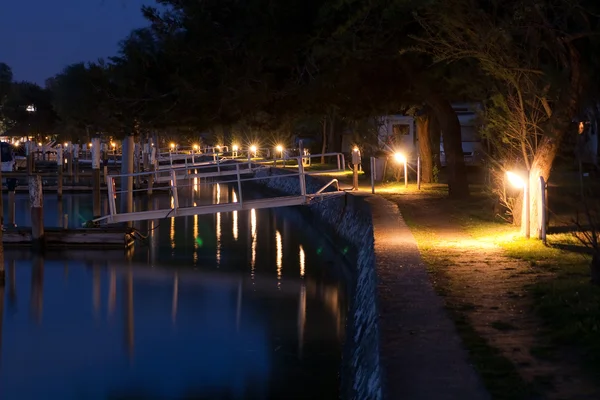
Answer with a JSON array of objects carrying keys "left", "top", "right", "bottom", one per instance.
[{"left": 2, "top": 227, "right": 136, "bottom": 249}]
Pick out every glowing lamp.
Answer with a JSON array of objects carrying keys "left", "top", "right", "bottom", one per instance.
[
  {"left": 276, "top": 145, "right": 283, "bottom": 153},
  {"left": 232, "top": 144, "right": 239, "bottom": 152},
  {"left": 394, "top": 152, "right": 406, "bottom": 163},
  {"left": 506, "top": 171, "right": 525, "bottom": 189},
  {"left": 353, "top": 146, "right": 359, "bottom": 152},
  {"left": 250, "top": 145, "right": 257, "bottom": 153}
]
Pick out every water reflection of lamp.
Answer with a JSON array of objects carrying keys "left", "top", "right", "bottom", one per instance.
[
  {"left": 216, "top": 183, "right": 222, "bottom": 266},
  {"left": 108, "top": 267, "right": 116, "bottom": 317},
  {"left": 30, "top": 257, "right": 44, "bottom": 323},
  {"left": 299, "top": 245, "right": 305, "bottom": 277},
  {"left": 93, "top": 263, "right": 101, "bottom": 317},
  {"left": 298, "top": 284, "right": 306, "bottom": 358},
  {"left": 232, "top": 191, "right": 238, "bottom": 241},
  {"left": 149, "top": 220, "right": 157, "bottom": 264},
  {"left": 9, "top": 260, "right": 16, "bottom": 307},
  {"left": 170, "top": 214, "right": 176, "bottom": 250},
  {"left": 236, "top": 280, "right": 243, "bottom": 332},
  {"left": 251, "top": 209, "right": 257, "bottom": 275},
  {"left": 124, "top": 268, "right": 135, "bottom": 359},
  {"left": 276, "top": 230, "right": 283, "bottom": 287},
  {"left": 172, "top": 272, "right": 179, "bottom": 324},
  {"left": 193, "top": 213, "right": 199, "bottom": 264},
  {"left": 216, "top": 212, "right": 222, "bottom": 266}
]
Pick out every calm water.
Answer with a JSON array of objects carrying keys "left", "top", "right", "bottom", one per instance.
[{"left": 1, "top": 186, "right": 348, "bottom": 400}]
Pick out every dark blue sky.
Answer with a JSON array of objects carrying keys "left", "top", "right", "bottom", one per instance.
[{"left": 0, "top": 0, "right": 153, "bottom": 86}]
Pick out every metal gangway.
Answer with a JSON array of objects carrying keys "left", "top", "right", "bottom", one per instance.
[{"left": 94, "top": 154, "right": 346, "bottom": 225}]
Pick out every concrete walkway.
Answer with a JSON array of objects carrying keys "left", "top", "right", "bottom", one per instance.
[{"left": 364, "top": 195, "right": 490, "bottom": 400}]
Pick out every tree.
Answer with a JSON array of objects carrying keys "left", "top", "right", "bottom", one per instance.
[
  {"left": 306, "top": 0, "right": 472, "bottom": 197},
  {"left": 0, "top": 62, "right": 13, "bottom": 133},
  {"left": 2, "top": 81, "right": 57, "bottom": 139},
  {"left": 117, "top": 0, "right": 482, "bottom": 199},
  {"left": 413, "top": 0, "right": 599, "bottom": 233},
  {"left": 48, "top": 63, "right": 111, "bottom": 140}
]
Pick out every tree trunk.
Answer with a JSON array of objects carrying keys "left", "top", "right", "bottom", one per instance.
[
  {"left": 426, "top": 94, "right": 469, "bottom": 198},
  {"left": 416, "top": 114, "right": 434, "bottom": 183},
  {"left": 429, "top": 114, "right": 442, "bottom": 172},
  {"left": 523, "top": 44, "right": 582, "bottom": 237}
]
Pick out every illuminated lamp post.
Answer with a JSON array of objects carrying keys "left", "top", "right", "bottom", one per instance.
[
  {"left": 352, "top": 147, "right": 360, "bottom": 191},
  {"left": 394, "top": 152, "right": 408, "bottom": 188},
  {"left": 275, "top": 145, "right": 284, "bottom": 167}
]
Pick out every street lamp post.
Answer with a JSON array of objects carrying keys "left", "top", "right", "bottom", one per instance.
[
  {"left": 394, "top": 152, "right": 408, "bottom": 188},
  {"left": 352, "top": 147, "right": 360, "bottom": 191},
  {"left": 276, "top": 145, "right": 284, "bottom": 167}
]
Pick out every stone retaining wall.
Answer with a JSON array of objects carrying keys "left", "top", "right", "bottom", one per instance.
[{"left": 254, "top": 168, "right": 382, "bottom": 400}]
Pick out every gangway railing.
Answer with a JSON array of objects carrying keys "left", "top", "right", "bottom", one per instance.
[
  {"left": 315, "top": 179, "right": 340, "bottom": 194},
  {"left": 152, "top": 152, "right": 347, "bottom": 183},
  {"left": 97, "top": 156, "right": 344, "bottom": 225}
]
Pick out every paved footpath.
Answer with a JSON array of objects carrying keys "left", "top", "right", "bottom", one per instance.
[{"left": 364, "top": 195, "right": 490, "bottom": 400}]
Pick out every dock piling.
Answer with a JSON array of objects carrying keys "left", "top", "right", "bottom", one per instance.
[
  {"left": 67, "top": 142, "right": 73, "bottom": 178},
  {"left": 57, "top": 145, "right": 64, "bottom": 198},
  {"left": 7, "top": 190, "right": 15, "bottom": 227},
  {"left": 73, "top": 144, "right": 80, "bottom": 184},
  {"left": 121, "top": 135, "right": 135, "bottom": 225},
  {"left": 26, "top": 141, "right": 33, "bottom": 174},
  {"left": 92, "top": 137, "right": 101, "bottom": 218},
  {"left": 29, "top": 175, "right": 45, "bottom": 252}
]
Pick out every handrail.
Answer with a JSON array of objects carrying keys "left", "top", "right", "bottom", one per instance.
[
  {"left": 99, "top": 153, "right": 348, "bottom": 224},
  {"left": 315, "top": 179, "right": 339, "bottom": 194}
]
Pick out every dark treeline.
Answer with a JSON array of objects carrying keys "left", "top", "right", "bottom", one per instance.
[{"left": 1, "top": 0, "right": 600, "bottom": 203}]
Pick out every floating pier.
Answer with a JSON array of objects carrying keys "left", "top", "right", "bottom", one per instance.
[{"left": 2, "top": 227, "right": 136, "bottom": 249}]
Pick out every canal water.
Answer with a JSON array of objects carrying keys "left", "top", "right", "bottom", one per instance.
[{"left": 0, "top": 186, "right": 348, "bottom": 400}]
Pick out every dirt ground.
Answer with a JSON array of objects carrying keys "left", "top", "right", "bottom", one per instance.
[{"left": 384, "top": 192, "right": 600, "bottom": 400}]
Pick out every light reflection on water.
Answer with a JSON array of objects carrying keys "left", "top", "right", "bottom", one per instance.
[{"left": 1, "top": 188, "right": 348, "bottom": 399}]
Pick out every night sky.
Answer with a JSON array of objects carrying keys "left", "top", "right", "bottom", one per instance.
[{"left": 0, "top": 0, "right": 153, "bottom": 86}]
